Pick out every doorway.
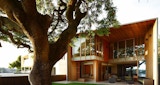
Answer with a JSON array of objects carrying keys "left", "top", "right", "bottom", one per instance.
[
  {"left": 117, "top": 63, "right": 137, "bottom": 79},
  {"left": 80, "top": 62, "right": 94, "bottom": 80}
]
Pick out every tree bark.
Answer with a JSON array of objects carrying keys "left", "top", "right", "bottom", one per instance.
[
  {"left": 26, "top": 15, "right": 52, "bottom": 85},
  {"left": 0, "top": 0, "right": 86, "bottom": 85},
  {"left": 29, "top": 61, "right": 53, "bottom": 85}
]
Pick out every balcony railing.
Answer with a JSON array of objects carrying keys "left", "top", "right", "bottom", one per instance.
[
  {"left": 72, "top": 55, "right": 103, "bottom": 61},
  {"left": 108, "top": 56, "right": 144, "bottom": 64}
]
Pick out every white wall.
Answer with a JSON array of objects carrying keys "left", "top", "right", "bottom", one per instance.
[{"left": 53, "top": 53, "right": 67, "bottom": 75}]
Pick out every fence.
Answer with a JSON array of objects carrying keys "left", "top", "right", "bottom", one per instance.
[{"left": 0, "top": 75, "right": 66, "bottom": 85}]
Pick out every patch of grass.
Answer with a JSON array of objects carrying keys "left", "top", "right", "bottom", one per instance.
[{"left": 52, "top": 82, "right": 102, "bottom": 85}]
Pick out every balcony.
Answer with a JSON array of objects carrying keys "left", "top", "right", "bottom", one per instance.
[
  {"left": 108, "top": 56, "right": 145, "bottom": 64},
  {"left": 72, "top": 36, "right": 103, "bottom": 61},
  {"left": 72, "top": 55, "right": 103, "bottom": 61}
]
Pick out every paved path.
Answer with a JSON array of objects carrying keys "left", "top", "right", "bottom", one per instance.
[{"left": 54, "top": 81, "right": 142, "bottom": 85}]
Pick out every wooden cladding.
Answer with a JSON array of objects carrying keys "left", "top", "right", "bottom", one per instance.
[{"left": 103, "top": 19, "right": 156, "bottom": 43}]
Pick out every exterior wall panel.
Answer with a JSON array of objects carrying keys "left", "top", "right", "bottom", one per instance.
[
  {"left": 152, "top": 19, "right": 158, "bottom": 85},
  {"left": 145, "top": 19, "right": 158, "bottom": 85},
  {"left": 67, "top": 46, "right": 78, "bottom": 81},
  {"left": 103, "top": 40, "right": 109, "bottom": 61}
]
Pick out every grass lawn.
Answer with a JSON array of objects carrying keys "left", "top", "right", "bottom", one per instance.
[{"left": 52, "top": 82, "right": 103, "bottom": 85}]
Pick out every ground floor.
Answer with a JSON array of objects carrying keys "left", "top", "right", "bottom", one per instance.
[{"left": 68, "top": 58, "right": 146, "bottom": 83}]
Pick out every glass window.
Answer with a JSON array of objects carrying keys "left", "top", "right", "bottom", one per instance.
[
  {"left": 113, "top": 43, "right": 118, "bottom": 58},
  {"left": 135, "top": 38, "right": 145, "bottom": 56},
  {"left": 90, "top": 37, "right": 95, "bottom": 55},
  {"left": 125, "top": 66, "right": 137, "bottom": 77},
  {"left": 72, "top": 37, "right": 86, "bottom": 57},
  {"left": 96, "top": 38, "right": 103, "bottom": 57},
  {"left": 138, "top": 60, "right": 146, "bottom": 77},
  {"left": 135, "top": 44, "right": 145, "bottom": 56},
  {"left": 72, "top": 36, "right": 96, "bottom": 57},
  {"left": 118, "top": 41, "right": 125, "bottom": 58},
  {"left": 112, "top": 38, "right": 145, "bottom": 58},
  {"left": 126, "top": 39, "right": 134, "bottom": 57}
]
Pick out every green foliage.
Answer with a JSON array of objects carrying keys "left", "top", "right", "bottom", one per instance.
[
  {"left": 0, "top": 0, "right": 118, "bottom": 50},
  {"left": 96, "top": 28, "right": 110, "bottom": 36},
  {"left": 36, "top": 0, "right": 54, "bottom": 15},
  {"left": 78, "top": 0, "right": 119, "bottom": 36},
  {"left": 9, "top": 56, "right": 21, "bottom": 70},
  {"left": 0, "top": 16, "right": 31, "bottom": 50}
]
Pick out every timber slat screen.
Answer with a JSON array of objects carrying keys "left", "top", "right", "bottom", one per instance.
[
  {"left": 0, "top": 75, "right": 66, "bottom": 85},
  {"left": 0, "top": 76, "right": 30, "bottom": 85}
]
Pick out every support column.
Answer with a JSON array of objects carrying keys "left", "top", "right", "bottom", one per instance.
[
  {"left": 93, "top": 60, "right": 99, "bottom": 82},
  {"left": 67, "top": 46, "right": 77, "bottom": 81}
]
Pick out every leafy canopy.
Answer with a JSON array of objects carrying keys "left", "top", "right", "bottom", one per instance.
[
  {"left": 9, "top": 56, "right": 21, "bottom": 70},
  {"left": 0, "top": 0, "right": 118, "bottom": 50}
]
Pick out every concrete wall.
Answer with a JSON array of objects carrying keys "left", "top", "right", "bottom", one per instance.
[
  {"left": 145, "top": 24, "right": 153, "bottom": 80},
  {"left": 145, "top": 19, "right": 158, "bottom": 85},
  {"left": 53, "top": 54, "right": 67, "bottom": 75},
  {"left": 152, "top": 19, "right": 158, "bottom": 85}
]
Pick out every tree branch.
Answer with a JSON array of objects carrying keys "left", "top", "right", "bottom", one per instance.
[
  {"left": 49, "top": 14, "right": 81, "bottom": 62},
  {"left": 0, "top": 0, "right": 29, "bottom": 37},
  {"left": 75, "top": 0, "right": 87, "bottom": 23},
  {"left": 48, "top": 0, "right": 67, "bottom": 35},
  {"left": 49, "top": 0, "right": 87, "bottom": 62},
  {"left": 21, "top": 0, "right": 38, "bottom": 15},
  {"left": 0, "top": 0, "right": 52, "bottom": 36},
  {"left": 0, "top": 0, "right": 25, "bottom": 22},
  {"left": 0, "top": 16, "right": 23, "bottom": 34},
  {"left": 0, "top": 28, "right": 31, "bottom": 51},
  {"left": 48, "top": 21, "right": 78, "bottom": 63},
  {"left": 66, "top": 0, "right": 77, "bottom": 21}
]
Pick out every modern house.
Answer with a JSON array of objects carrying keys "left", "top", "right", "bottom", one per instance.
[
  {"left": 21, "top": 53, "right": 33, "bottom": 72},
  {"left": 67, "top": 18, "right": 158, "bottom": 85}
]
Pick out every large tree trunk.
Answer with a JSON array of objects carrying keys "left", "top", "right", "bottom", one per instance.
[
  {"left": 27, "top": 35, "right": 54, "bottom": 85},
  {"left": 0, "top": 1, "right": 86, "bottom": 85},
  {"left": 26, "top": 21, "right": 53, "bottom": 85},
  {"left": 29, "top": 61, "right": 52, "bottom": 85}
]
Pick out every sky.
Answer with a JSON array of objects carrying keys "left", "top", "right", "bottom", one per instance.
[
  {"left": 0, "top": 41, "right": 28, "bottom": 68},
  {"left": 113, "top": 0, "right": 160, "bottom": 33},
  {"left": 0, "top": 0, "right": 160, "bottom": 68}
]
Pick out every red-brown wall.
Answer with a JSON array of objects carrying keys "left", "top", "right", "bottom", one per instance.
[{"left": 103, "top": 40, "right": 109, "bottom": 62}]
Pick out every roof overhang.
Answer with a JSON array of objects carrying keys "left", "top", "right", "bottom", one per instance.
[{"left": 103, "top": 18, "right": 157, "bottom": 43}]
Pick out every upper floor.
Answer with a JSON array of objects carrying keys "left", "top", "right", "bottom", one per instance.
[{"left": 70, "top": 18, "right": 157, "bottom": 63}]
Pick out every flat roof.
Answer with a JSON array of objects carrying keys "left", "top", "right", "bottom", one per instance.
[{"left": 103, "top": 18, "right": 157, "bottom": 42}]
